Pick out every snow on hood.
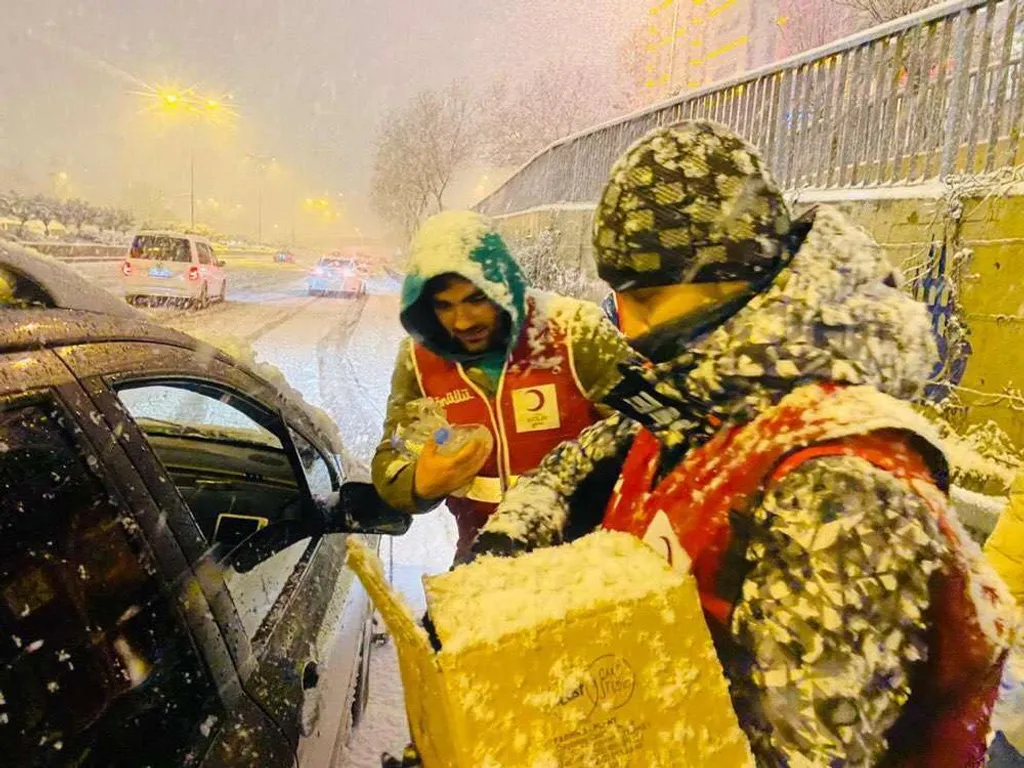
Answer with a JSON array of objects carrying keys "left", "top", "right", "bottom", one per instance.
[
  {"left": 398, "top": 211, "right": 528, "bottom": 361},
  {"left": 660, "top": 206, "right": 939, "bottom": 421}
]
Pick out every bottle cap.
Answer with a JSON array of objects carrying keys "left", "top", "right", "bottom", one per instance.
[{"left": 434, "top": 426, "right": 451, "bottom": 445}]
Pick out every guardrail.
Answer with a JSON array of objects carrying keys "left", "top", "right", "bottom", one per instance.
[
  {"left": 477, "top": 0, "right": 1023, "bottom": 217},
  {"left": 26, "top": 242, "right": 126, "bottom": 263}
]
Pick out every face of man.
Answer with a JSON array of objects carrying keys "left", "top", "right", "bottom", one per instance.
[
  {"left": 615, "top": 281, "right": 751, "bottom": 339},
  {"left": 430, "top": 275, "right": 504, "bottom": 354}
]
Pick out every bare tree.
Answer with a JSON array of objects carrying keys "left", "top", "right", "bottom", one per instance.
[
  {"left": 371, "top": 83, "right": 475, "bottom": 241},
  {"left": 835, "top": 0, "right": 941, "bottom": 24},
  {"left": 779, "top": 1, "right": 862, "bottom": 55},
  {"left": 479, "top": 60, "right": 627, "bottom": 167},
  {"left": 617, "top": 25, "right": 653, "bottom": 111}
]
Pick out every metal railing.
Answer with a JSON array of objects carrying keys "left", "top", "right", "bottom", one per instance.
[{"left": 477, "top": 0, "right": 1024, "bottom": 217}]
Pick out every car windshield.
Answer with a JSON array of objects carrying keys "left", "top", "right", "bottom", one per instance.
[{"left": 130, "top": 236, "right": 191, "bottom": 262}]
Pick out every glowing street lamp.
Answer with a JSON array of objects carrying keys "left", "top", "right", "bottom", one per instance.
[{"left": 134, "top": 83, "right": 237, "bottom": 228}]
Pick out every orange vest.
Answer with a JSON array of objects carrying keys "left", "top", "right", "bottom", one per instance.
[
  {"left": 603, "top": 383, "right": 1012, "bottom": 766},
  {"left": 412, "top": 297, "right": 601, "bottom": 557}
]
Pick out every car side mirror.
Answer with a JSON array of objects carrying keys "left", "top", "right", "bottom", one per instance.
[
  {"left": 226, "top": 483, "right": 411, "bottom": 573},
  {"left": 326, "top": 481, "right": 412, "bottom": 536},
  {"left": 216, "top": 260, "right": 226, "bottom": 267}
]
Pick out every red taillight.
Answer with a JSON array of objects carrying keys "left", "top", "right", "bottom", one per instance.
[
  {"left": 121, "top": 261, "right": 132, "bottom": 276},
  {"left": 187, "top": 265, "right": 200, "bottom": 281}
]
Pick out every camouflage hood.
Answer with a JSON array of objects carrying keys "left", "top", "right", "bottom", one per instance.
[{"left": 652, "top": 205, "right": 940, "bottom": 424}]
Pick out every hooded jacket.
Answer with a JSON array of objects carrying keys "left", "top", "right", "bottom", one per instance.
[
  {"left": 473, "top": 206, "right": 1014, "bottom": 765},
  {"left": 371, "top": 212, "right": 631, "bottom": 555}
]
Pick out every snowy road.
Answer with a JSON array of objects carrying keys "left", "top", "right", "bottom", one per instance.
[{"left": 72, "top": 258, "right": 456, "bottom": 766}]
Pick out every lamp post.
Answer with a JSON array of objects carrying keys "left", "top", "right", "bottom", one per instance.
[
  {"left": 137, "top": 86, "right": 235, "bottom": 230},
  {"left": 248, "top": 153, "right": 276, "bottom": 245}
]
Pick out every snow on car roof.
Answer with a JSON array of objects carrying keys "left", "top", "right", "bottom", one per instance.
[
  {"left": 0, "top": 305, "right": 353, "bottom": 471},
  {"left": 1, "top": 239, "right": 141, "bottom": 318},
  {"left": 133, "top": 230, "right": 213, "bottom": 244}
]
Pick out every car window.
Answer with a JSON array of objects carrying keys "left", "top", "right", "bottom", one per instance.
[
  {"left": 112, "top": 382, "right": 315, "bottom": 641},
  {"left": 114, "top": 383, "right": 294, "bottom": 544},
  {"left": 223, "top": 539, "right": 312, "bottom": 640},
  {"left": 0, "top": 399, "right": 221, "bottom": 765},
  {"left": 290, "top": 427, "right": 338, "bottom": 502},
  {"left": 0, "top": 266, "right": 57, "bottom": 309},
  {"left": 117, "top": 384, "right": 282, "bottom": 449},
  {"left": 130, "top": 235, "right": 191, "bottom": 263},
  {"left": 196, "top": 244, "right": 212, "bottom": 265}
]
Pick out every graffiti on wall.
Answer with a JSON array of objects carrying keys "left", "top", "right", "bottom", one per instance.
[{"left": 909, "top": 239, "right": 973, "bottom": 402}]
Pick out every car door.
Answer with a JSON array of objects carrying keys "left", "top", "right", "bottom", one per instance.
[
  {"left": 0, "top": 346, "right": 293, "bottom": 767},
  {"left": 57, "top": 339, "right": 373, "bottom": 755},
  {"left": 196, "top": 243, "right": 222, "bottom": 293}
]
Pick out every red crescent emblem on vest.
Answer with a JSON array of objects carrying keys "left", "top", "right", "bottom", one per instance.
[{"left": 525, "top": 388, "right": 545, "bottom": 412}]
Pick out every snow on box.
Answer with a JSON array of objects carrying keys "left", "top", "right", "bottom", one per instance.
[{"left": 347, "top": 531, "right": 753, "bottom": 768}]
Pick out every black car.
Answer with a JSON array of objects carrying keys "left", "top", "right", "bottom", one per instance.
[{"left": 0, "top": 247, "right": 409, "bottom": 766}]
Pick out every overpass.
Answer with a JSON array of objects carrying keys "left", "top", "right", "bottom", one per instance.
[{"left": 476, "top": 0, "right": 1024, "bottom": 456}]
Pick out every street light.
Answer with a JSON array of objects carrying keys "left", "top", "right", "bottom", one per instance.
[{"left": 134, "top": 83, "right": 237, "bottom": 229}]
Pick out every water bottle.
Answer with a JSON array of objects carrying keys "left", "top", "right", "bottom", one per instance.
[
  {"left": 434, "top": 424, "right": 494, "bottom": 457},
  {"left": 390, "top": 399, "right": 447, "bottom": 459},
  {"left": 391, "top": 398, "right": 492, "bottom": 458}
]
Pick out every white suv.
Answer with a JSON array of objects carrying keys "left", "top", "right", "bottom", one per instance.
[{"left": 121, "top": 231, "right": 227, "bottom": 308}]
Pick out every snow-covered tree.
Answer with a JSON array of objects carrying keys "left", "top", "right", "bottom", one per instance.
[
  {"left": 114, "top": 209, "right": 136, "bottom": 235},
  {"left": 371, "top": 83, "right": 475, "bottom": 241},
  {"left": 3, "top": 191, "right": 35, "bottom": 236},
  {"left": 63, "top": 198, "right": 98, "bottom": 235},
  {"left": 30, "top": 195, "right": 61, "bottom": 237},
  {"left": 509, "top": 227, "right": 598, "bottom": 298}
]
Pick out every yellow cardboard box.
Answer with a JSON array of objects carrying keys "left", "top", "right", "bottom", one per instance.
[{"left": 347, "top": 530, "right": 753, "bottom": 767}]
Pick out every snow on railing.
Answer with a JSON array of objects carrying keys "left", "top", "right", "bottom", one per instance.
[{"left": 477, "top": 0, "right": 1024, "bottom": 217}]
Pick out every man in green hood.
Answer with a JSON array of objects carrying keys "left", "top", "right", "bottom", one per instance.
[{"left": 372, "top": 210, "right": 631, "bottom": 563}]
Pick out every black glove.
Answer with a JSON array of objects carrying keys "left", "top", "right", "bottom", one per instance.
[
  {"left": 381, "top": 743, "right": 422, "bottom": 767},
  {"left": 600, "top": 357, "right": 719, "bottom": 449},
  {"left": 465, "top": 530, "right": 532, "bottom": 563}
]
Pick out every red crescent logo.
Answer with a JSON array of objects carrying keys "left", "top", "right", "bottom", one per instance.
[{"left": 526, "top": 388, "right": 545, "bottom": 412}]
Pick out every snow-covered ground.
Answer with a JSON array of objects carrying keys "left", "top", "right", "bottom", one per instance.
[{"left": 70, "top": 257, "right": 455, "bottom": 766}]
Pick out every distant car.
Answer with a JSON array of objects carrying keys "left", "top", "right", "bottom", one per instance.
[
  {"left": 0, "top": 245, "right": 412, "bottom": 766},
  {"left": 275, "top": 251, "right": 295, "bottom": 263},
  {"left": 307, "top": 257, "right": 366, "bottom": 297},
  {"left": 121, "top": 231, "right": 227, "bottom": 308}
]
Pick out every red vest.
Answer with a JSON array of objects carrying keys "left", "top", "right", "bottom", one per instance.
[
  {"left": 413, "top": 297, "right": 601, "bottom": 557},
  {"left": 603, "top": 383, "right": 1013, "bottom": 766}
]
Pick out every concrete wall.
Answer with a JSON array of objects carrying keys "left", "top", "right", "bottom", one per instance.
[
  {"left": 493, "top": 190, "right": 1024, "bottom": 451},
  {"left": 813, "top": 190, "right": 1024, "bottom": 451},
  {"left": 29, "top": 242, "right": 126, "bottom": 262}
]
